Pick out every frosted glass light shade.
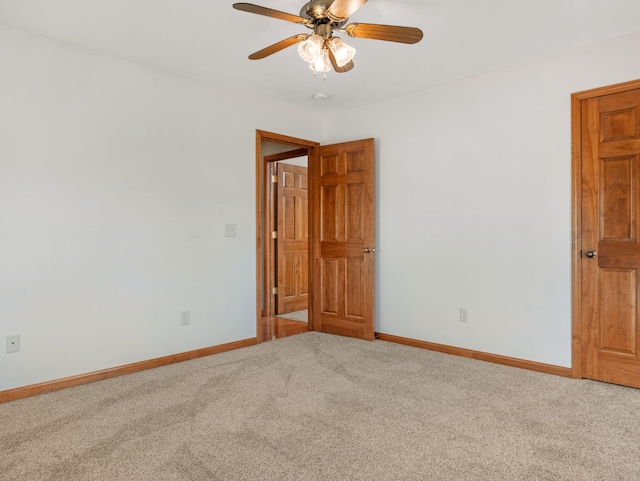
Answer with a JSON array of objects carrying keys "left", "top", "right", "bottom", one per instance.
[
  {"left": 309, "top": 48, "right": 331, "bottom": 72},
  {"left": 298, "top": 34, "right": 325, "bottom": 63},
  {"left": 328, "top": 37, "right": 356, "bottom": 67}
]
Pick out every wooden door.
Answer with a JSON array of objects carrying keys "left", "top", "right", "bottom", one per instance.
[
  {"left": 580, "top": 86, "right": 640, "bottom": 388},
  {"left": 276, "top": 163, "right": 309, "bottom": 314},
  {"left": 313, "top": 139, "right": 375, "bottom": 340}
]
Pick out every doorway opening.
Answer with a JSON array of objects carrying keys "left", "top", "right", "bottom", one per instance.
[
  {"left": 256, "top": 131, "right": 319, "bottom": 343},
  {"left": 256, "top": 131, "right": 376, "bottom": 343}
]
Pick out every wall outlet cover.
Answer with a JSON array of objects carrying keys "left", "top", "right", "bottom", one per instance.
[{"left": 6, "top": 335, "right": 20, "bottom": 354}]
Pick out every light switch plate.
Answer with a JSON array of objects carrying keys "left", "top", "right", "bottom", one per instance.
[{"left": 225, "top": 223, "right": 236, "bottom": 237}]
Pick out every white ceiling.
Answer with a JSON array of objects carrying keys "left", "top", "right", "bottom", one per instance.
[{"left": 1, "top": 0, "right": 640, "bottom": 109}]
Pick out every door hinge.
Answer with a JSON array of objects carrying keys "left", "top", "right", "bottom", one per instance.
[
  {"left": 271, "top": 174, "right": 278, "bottom": 183},
  {"left": 272, "top": 231, "right": 277, "bottom": 239},
  {"left": 272, "top": 287, "right": 278, "bottom": 295}
]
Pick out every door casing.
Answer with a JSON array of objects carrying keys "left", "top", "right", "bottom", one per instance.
[
  {"left": 256, "top": 130, "right": 319, "bottom": 343},
  {"left": 571, "top": 78, "right": 640, "bottom": 379}
]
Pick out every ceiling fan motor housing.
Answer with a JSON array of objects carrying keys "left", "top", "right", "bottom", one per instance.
[{"left": 301, "top": 0, "right": 348, "bottom": 27}]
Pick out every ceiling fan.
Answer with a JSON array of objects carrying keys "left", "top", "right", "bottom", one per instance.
[{"left": 232, "top": 0, "right": 423, "bottom": 73}]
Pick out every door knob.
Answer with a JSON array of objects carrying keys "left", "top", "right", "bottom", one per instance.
[
  {"left": 585, "top": 250, "right": 597, "bottom": 258},
  {"left": 362, "top": 247, "right": 371, "bottom": 254}
]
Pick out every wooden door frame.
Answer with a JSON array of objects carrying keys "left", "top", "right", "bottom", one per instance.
[
  {"left": 571, "top": 78, "right": 640, "bottom": 379},
  {"left": 256, "top": 130, "right": 319, "bottom": 343}
]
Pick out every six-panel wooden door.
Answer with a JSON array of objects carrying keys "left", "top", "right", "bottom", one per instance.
[
  {"left": 581, "top": 87, "right": 640, "bottom": 388},
  {"left": 313, "top": 139, "right": 375, "bottom": 340}
]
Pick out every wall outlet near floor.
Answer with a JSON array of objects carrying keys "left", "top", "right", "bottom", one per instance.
[
  {"left": 6, "top": 335, "right": 20, "bottom": 353},
  {"left": 180, "top": 310, "right": 190, "bottom": 326},
  {"left": 460, "top": 308, "right": 469, "bottom": 323}
]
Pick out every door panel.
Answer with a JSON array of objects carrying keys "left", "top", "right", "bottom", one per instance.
[
  {"left": 321, "top": 185, "right": 339, "bottom": 241},
  {"left": 314, "top": 139, "right": 374, "bottom": 340},
  {"left": 599, "top": 268, "right": 636, "bottom": 355},
  {"left": 581, "top": 87, "right": 640, "bottom": 388},
  {"left": 599, "top": 156, "right": 636, "bottom": 240},
  {"left": 277, "top": 163, "right": 309, "bottom": 314},
  {"left": 346, "top": 259, "right": 364, "bottom": 318},
  {"left": 321, "top": 258, "right": 340, "bottom": 315},
  {"left": 346, "top": 183, "right": 364, "bottom": 240}
]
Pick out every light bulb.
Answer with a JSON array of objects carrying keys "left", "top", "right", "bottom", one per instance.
[
  {"left": 298, "top": 34, "right": 325, "bottom": 63},
  {"left": 309, "top": 48, "right": 331, "bottom": 73},
  {"left": 328, "top": 37, "right": 356, "bottom": 67}
]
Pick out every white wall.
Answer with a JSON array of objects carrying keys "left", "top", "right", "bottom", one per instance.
[
  {"left": 0, "top": 25, "right": 318, "bottom": 391},
  {"left": 325, "top": 32, "right": 640, "bottom": 368},
  {"left": 3, "top": 24, "right": 640, "bottom": 393}
]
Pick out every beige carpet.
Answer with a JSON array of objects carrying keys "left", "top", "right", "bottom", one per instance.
[{"left": 1, "top": 332, "right": 639, "bottom": 481}]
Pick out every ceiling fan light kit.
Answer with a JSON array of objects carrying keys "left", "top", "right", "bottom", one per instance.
[
  {"left": 298, "top": 34, "right": 355, "bottom": 72},
  {"left": 232, "top": 0, "right": 423, "bottom": 74}
]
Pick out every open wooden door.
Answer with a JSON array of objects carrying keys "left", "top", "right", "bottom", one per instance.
[
  {"left": 578, "top": 83, "right": 640, "bottom": 388},
  {"left": 312, "top": 139, "right": 375, "bottom": 340}
]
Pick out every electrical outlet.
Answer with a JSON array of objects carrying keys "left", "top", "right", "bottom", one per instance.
[
  {"left": 460, "top": 308, "right": 469, "bottom": 323},
  {"left": 180, "top": 310, "right": 190, "bottom": 326},
  {"left": 6, "top": 335, "right": 20, "bottom": 354},
  {"left": 224, "top": 223, "right": 236, "bottom": 237}
]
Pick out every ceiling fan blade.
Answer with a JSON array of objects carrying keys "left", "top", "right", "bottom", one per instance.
[
  {"left": 345, "top": 23, "right": 423, "bottom": 44},
  {"left": 326, "top": 0, "right": 367, "bottom": 21},
  {"left": 233, "top": 3, "right": 307, "bottom": 24},
  {"left": 328, "top": 47, "right": 355, "bottom": 73},
  {"left": 248, "top": 35, "right": 308, "bottom": 60}
]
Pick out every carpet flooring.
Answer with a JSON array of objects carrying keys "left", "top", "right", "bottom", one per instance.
[{"left": 1, "top": 332, "right": 639, "bottom": 480}]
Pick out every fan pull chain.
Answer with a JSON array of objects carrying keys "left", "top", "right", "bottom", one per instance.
[{"left": 311, "top": 70, "right": 328, "bottom": 80}]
